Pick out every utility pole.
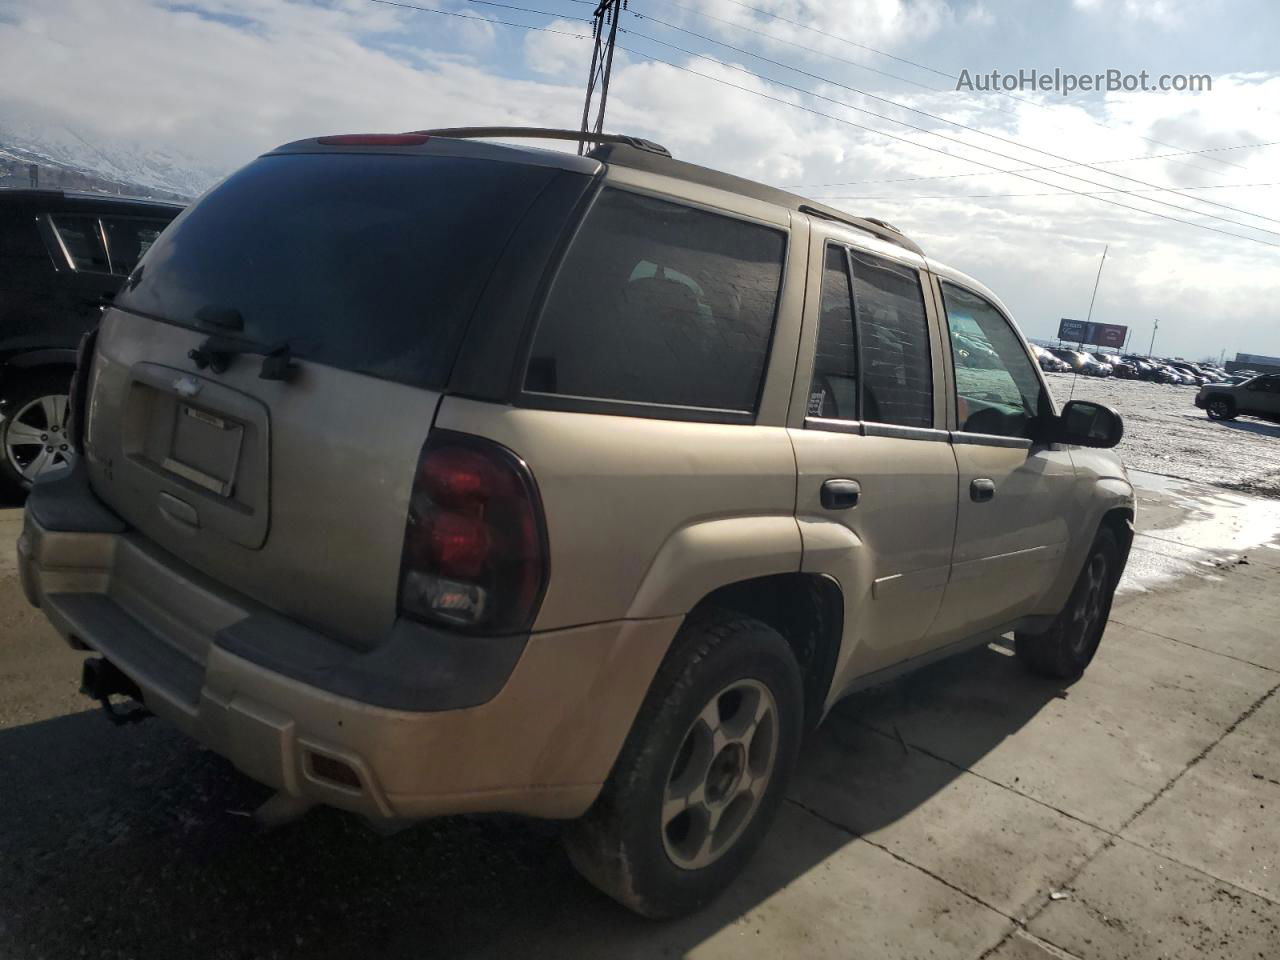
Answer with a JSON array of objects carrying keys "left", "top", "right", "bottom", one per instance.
[
  {"left": 577, "top": 0, "right": 626, "bottom": 155},
  {"left": 1148, "top": 319, "right": 1160, "bottom": 357}
]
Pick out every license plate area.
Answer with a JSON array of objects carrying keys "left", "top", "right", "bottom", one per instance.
[
  {"left": 162, "top": 405, "right": 244, "bottom": 497},
  {"left": 118, "top": 363, "right": 271, "bottom": 550}
]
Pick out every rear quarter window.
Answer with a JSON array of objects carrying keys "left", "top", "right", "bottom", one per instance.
[{"left": 523, "top": 188, "right": 786, "bottom": 416}]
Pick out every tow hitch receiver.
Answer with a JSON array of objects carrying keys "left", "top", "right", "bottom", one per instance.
[{"left": 80, "top": 657, "right": 153, "bottom": 726}]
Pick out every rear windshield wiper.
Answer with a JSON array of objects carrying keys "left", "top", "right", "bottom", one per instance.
[{"left": 189, "top": 334, "right": 297, "bottom": 382}]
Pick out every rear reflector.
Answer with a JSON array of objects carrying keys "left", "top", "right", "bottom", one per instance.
[
  {"left": 316, "top": 134, "right": 430, "bottom": 146},
  {"left": 308, "top": 752, "right": 362, "bottom": 791}
]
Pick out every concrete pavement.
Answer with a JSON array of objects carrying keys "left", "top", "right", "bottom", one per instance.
[{"left": 1, "top": 473, "right": 1277, "bottom": 959}]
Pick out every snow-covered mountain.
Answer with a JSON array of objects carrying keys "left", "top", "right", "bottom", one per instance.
[{"left": 0, "top": 114, "right": 223, "bottom": 201}]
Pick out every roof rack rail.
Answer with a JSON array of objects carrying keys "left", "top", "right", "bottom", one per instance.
[
  {"left": 798, "top": 205, "right": 923, "bottom": 256},
  {"left": 406, "top": 126, "right": 671, "bottom": 158}
]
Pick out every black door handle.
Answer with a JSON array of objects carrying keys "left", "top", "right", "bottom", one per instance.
[
  {"left": 821, "top": 478, "right": 861, "bottom": 510},
  {"left": 970, "top": 478, "right": 996, "bottom": 502}
]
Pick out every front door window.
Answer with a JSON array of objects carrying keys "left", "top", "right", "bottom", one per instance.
[{"left": 941, "top": 282, "right": 1051, "bottom": 439}]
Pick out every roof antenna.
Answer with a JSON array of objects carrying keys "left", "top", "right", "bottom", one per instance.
[
  {"left": 578, "top": 0, "right": 625, "bottom": 155},
  {"left": 1070, "top": 243, "right": 1108, "bottom": 403}
]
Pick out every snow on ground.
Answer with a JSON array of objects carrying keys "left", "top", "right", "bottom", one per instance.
[{"left": 1045, "top": 372, "right": 1280, "bottom": 498}]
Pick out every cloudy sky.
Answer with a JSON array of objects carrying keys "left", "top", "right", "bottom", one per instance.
[{"left": 2, "top": 0, "right": 1277, "bottom": 360}]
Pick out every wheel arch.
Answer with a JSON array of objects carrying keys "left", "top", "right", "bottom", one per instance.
[
  {"left": 0, "top": 356, "right": 76, "bottom": 405},
  {"left": 687, "top": 572, "right": 843, "bottom": 734},
  {"left": 1038, "top": 480, "right": 1134, "bottom": 614}
]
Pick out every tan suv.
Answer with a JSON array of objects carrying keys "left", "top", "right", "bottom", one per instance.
[{"left": 18, "top": 127, "right": 1133, "bottom": 918}]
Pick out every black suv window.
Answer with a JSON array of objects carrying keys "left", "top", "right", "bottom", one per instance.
[
  {"left": 50, "top": 215, "right": 110, "bottom": 272},
  {"left": 102, "top": 218, "right": 168, "bottom": 276},
  {"left": 116, "top": 153, "right": 560, "bottom": 390},
  {"left": 807, "top": 244, "right": 933, "bottom": 428},
  {"left": 524, "top": 188, "right": 786, "bottom": 415}
]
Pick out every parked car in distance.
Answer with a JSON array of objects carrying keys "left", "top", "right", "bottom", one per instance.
[
  {"left": 1031, "top": 344, "right": 1070, "bottom": 373},
  {"left": 1120, "top": 355, "right": 1169, "bottom": 383},
  {"left": 1165, "top": 360, "right": 1209, "bottom": 385},
  {"left": 0, "top": 189, "right": 182, "bottom": 492},
  {"left": 1094, "top": 353, "right": 1137, "bottom": 379},
  {"left": 19, "top": 127, "right": 1134, "bottom": 919},
  {"left": 1050, "top": 348, "right": 1112, "bottom": 377},
  {"left": 1196, "top": 374, "right": 1280, "bottom": 422}
]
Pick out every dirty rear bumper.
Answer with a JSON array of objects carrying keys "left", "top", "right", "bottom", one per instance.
[{"left": 18, "top": 471, "right": 678, "bottom": 821}]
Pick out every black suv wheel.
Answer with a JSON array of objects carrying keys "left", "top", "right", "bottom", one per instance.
[
  {"left": 0, "top": 372, "right": 76, "bottom": 493},
  {"left": 1205, "top": 395, "right": 1237, "bottom": 421}
]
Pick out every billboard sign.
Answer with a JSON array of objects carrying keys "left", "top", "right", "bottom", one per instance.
[
  {"left": 1057, "top": 319, "right": 1128, "bottom": 349},
  {"left": 1058, "top": 318, "right": 1087, "bottom": 342}
]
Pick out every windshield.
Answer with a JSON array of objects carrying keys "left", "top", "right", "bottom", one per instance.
[{"left": 115, "top": 152, "right": 559, "bottom": 389}]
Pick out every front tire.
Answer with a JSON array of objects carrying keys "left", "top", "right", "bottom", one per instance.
[
  {"left": 564, "top": 612, "right": 803, "bottom": 919},
  {"left": 1206, "top": 396, "right": 1237, "bottom": 421},
  {"left": 1016, "top": 528, "right": 1120, "bottom": 680}
]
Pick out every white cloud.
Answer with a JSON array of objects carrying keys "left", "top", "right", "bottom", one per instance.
[
  {"left": 523, "top": 18, "right": 592, "bottom": 77},
  {"left": 0, "top": 0, "right": 577, "bottom": 172},
  {"left": 1071, "top": 0, "right": 1201, "bottom": 27}
]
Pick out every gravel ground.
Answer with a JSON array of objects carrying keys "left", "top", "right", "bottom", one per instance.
[{"left": 1044, "top": 371, "right": 1280, "bottom": 497}]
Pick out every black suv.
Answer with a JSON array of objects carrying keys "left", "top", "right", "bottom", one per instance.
[{"left": 0, "top": 190, "right": 182, "bottom": 491}]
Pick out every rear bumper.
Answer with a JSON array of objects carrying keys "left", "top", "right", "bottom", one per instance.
[{"left": 19, "top": 478, "right": 678, "bottom": 821}]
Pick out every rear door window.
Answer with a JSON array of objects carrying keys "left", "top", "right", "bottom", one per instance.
[
  {"left": 115, "top": 153, "right": 562, "bottom": 389},
  {"left": 50, "top": 215, "right": 110, "bottom": 272},
  {"left": 808, "top": 244, "right": 858, "bottom": 419},
  {"left": 523, "top": 188, "right": 786, "bottom": 415},
  {"left": 807, "top": 244, "right": 933, "bottom": 428}
]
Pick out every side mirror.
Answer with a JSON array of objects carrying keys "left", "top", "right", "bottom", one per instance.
[{"left": 1053, "top": 400, "right": 1124, "bottom": 448}]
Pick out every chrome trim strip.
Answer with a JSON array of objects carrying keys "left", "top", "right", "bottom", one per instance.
[{"left": 949, "top": 431, "right": 1033, "bottom": 449}]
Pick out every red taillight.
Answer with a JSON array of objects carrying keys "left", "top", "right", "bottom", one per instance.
[
  {"left": 398, "top": 431, "right": 548, "bottom": 634},
  {"left": 316, "top": 133, "right": 430, "bottom": 146}
]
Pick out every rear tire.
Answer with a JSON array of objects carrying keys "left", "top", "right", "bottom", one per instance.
[
  {"left": 1016, "top": 528, "right": 1120, "bottom": 681},
  {"left": 564, "top": 612, "right": 803, "bottom": 919},
  {"left": 1206, "top": 396, "right": 1237, "bottom": 421},
  {"left": 0, "top": 372, "right": 76, "bottom": 495}
]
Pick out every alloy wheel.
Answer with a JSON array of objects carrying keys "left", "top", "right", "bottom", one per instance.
[
  {"left": 3, "top": 393, "right": 75, "bottom": 483},
  {"left": 661, "top": 678, "right": 779, "bottom": 871}
]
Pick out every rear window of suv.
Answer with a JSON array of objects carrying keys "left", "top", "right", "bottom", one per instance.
[
  {"left": 115, "top": 152, "right": 560, "bottom": 389},
  {"left": 523, "top": 188, "right": 786, "bottom": 416}
]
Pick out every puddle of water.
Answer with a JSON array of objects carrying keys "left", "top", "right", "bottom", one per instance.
[{"left": 1121, "top": 471, "right": 1280, "bottom": 594}]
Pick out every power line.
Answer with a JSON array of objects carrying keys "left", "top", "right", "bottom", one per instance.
[
  {"left": 369, "top": 0, "right": 590, "bottom": 36},
  {"left": 700, "top": 0, "right": 1253, "bottom": 173},
  {"left": 784, "top": 141, "right": 1280, "bottom": 188},
  {"left": 646, "top": 0, "right": 1246, "bottom": 180},
  {"left": 609, "top": 45, "right": 1280, "bottom": 248},
  {"left": 366, "top": 0, "right": 1280, "bottom": 248},
  {"left": 619, "top": 18, "right": 1280, "bottom": 230},
  {"left": 570, "top": 0, "right": 948, "bottom": 93},
  {"left": 455, "top": 0, "right": 1280, "bottom": 227}
]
